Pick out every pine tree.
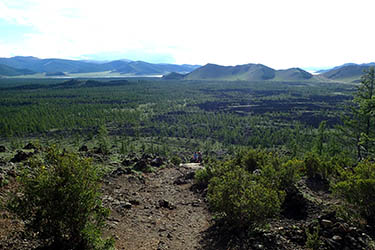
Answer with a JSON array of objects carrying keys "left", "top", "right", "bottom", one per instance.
[{"left": 343, "top": 67, "right": 375, "bottom": 160}]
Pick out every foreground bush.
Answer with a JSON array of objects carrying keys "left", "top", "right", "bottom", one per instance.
[
  {"left": 9, "top": 146, "right": 114, "bottom": 250},
  {"left": 207, "top": 165, "right": 284, "bottom": 228},
  {"left": 333, "top": 160, "right": 375, "bottom": 225}
]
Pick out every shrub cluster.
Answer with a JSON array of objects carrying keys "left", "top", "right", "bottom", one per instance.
[
  {"left": 198, "top": 149, "right": 301, "bottom": 228},
  {"left": 8, "top": 146, "right": 114, "bottom": 250},
  {"left": 333, "top": 160, "right": 375, "bottom": 225}
]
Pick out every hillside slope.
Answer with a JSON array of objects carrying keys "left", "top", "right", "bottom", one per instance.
[
  {"left": 321, "top": 63, "right": 375, "bottom": 82},
  {"left": 275, "top": 68, "right": 313, "bottom": 81},
  {"left": 0, "top": 56, "right": 200, "bottom": 75},
  {"left": 184, "top": 63, "right": 313, "bottom": 81},
  {"left": 0, "top": 63, "right": 34, "bottom": 76},
  {"left": 185, "top": 63, "right": 276, "bottom": 81}
]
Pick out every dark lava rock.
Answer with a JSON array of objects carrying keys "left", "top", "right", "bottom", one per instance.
[
  {"left": 0, "top": 157, "right": 6, "bottom": 166},
  {"left": 111, "top": 167, "right": 131, "bottom": 177},
  {"left": 23, "top": 142, "right": 37, "bottom": 150},
  {"left": 158, "top": 199, "right": 176, "bottom": 210},
  {"left": 78, "top": 145, "right": 88, "bottom": 152},
  {"left": 134, "top": 160, "right": 150, "bottom": 172},
  {"left": 129, "top": 199, "right": 140, "bottom": 205},
  {"left": 174, "top": 171, "right": 195, "bottom": 185},
  {"left": 10, "top": 151, "right": 33, "bottom": 163},
  {"left": 281, "top": 186, "right": 308, "bottom": 220},
  {"left": 0, "top": 145, "right": 6, "bottom": 152},
  {"left": 121, "top": 159, "right": 132, "bottom": 166},
  {"left": 150, "top": 157, "right": 164, "bottom": 167}
]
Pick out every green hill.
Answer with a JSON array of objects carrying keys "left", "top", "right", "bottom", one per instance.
[
  {"left": 321, "top": 63, "right": 375, "bottom": 82},
  {"left": 184, "top": 63, "right": 276, "bottom": 81},
  {"left": 0, "top": 63, "right": 34, "bottom": 76},
  {"left": 275, "top": 68, "right": 313, "bottom": 81},
  {"left": 0, "top": 56, "right": 200, "bottom": 75},
  {"left": 184, "top": 63, "right": 313, "bottom": 81}
]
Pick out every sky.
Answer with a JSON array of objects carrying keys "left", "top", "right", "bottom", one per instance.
[{"left": 0, "top": 0, "right": 374, "bottom": 69}]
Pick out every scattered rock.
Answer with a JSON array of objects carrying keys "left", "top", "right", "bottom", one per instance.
[
  {"left": 123, "top": 202, "right": 132, "bottom": 209},
  {"left": 150, "top": 157, "right": 164, "bottom": 167},
  {"left": 158, "top": 199, "right": 176, "bottom": 210},
  {"left": 174, "top": 171, "right": 195, "bottom": 185},
  {"left": 0, "top": 157, "right": 6, "bottom": 166},
  {"left": 110, "top": 167, "right": 131, "bottom": 177},
  {"left": 332, "top": 235, "right": 342, "bottom": 241},
  {"left": 134, "top": 160, "right": 149, "bottom": 172},
  {"left": 321, "top": 219, "right": 333, "bottom": 228},
  {"left": 121, "top": 159, "right": 132, "bottom": 166},
  {"left": 129, "top": 199, "right": 140, "bottom": 206}
]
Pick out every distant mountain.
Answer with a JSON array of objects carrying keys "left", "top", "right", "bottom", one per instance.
[
  {"left": 0, "top": 63, "right": 35, "bottom": 76},
  {"left": 321, "top": 63, "right": 375, "bottom": 82},
  {"left": 184, "top": 63, "right": 313, "bottom": 81},
  {"left": 0, "top": 56, "right": 200, "bottom": 76},
  {"left": 275, "top": 68, "right": 313, "bottom": 80},
  {"left": 184, "top": 63, "right": 276, "bottom": 81}
]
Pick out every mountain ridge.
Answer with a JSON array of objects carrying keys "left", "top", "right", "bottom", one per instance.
[
  {"left": 0, "top": 56, "right": 200, "bottom": 76},
  {"left": 179, "top": 63, "right": 313, "bottom": 81}
]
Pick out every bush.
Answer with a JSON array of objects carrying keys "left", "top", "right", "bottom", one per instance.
[
  {"left": 8, "top": 146, "right": 114, "bottom": 250},
  {"left": 170, "top": 155, "right": 181, "bottom": 166},
  {"left": 305, "top": 225, "right": 322, "bottom": 250},
  {"left": 235, "top": 149, "right": 268, "bottom": 172},
  {"left": 207, "top": 165, "right": 285, "bottom": 228},
  {"left": 333, "top": 160, "right": 375, "bottom": 225}
]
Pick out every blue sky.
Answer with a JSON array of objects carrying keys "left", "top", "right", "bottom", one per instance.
[{"left": 0, "top": 0, "right": 374, "bottom": 69}]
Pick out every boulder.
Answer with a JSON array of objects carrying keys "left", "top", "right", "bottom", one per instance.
[
  {"left": 0, "top": 145, "right": 6, "bottom": 152},
  {"left": 10, "top": 151, "right": 32, "bottom": 163},
  {"left": 150, "top": 157, "right": 164, "bottom": 167},
  {"left": 23, "top": 142, "right": 37, "bottom": 150}
]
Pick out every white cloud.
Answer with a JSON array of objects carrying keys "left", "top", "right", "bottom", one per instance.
[{"left": 0, "top": 0, "right": 374, "bottom": 68}]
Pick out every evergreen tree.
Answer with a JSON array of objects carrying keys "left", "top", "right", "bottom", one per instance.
[{"left": 342, "top": 67, "right": 375, "bottom": 160}]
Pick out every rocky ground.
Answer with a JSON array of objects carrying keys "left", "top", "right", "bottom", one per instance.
[{"left": 0, "top": 144, "right": 375, "bottom": 249}]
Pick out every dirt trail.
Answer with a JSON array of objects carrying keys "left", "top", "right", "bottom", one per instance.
[{"left": 103, "top": 164, "right": 211, "bottom": 250}]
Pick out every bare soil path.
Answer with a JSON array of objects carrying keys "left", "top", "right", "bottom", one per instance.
[{"left": 103, "top": 164, "right": 211, "bottom": 250}]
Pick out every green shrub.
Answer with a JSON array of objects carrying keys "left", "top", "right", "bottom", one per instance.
[
  {"left": 170, "top": 155, "right": 181, "bottom": 166},
  {"left": 279, "top": 159, "right": 303, "bottom": 189},
  {"left": 305, "top": 225, "right": 322, "bottom": 250},
  {"left": 8, "top": 146, "right": 114, "bottom": 250},
  {"left": 236, "top": 149, "right": 268, "bottom": 172},
  {"left": 207, "top": 165, "right": 285, "bottom": 228},
  {"left": 333, "top": 160, "right": 375, "bottom": 224},
  {"left": 304, "top": 153, "right": 321, "bottom": 179}
]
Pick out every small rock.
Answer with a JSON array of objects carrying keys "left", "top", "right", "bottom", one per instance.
[
  {"left": 121, "top": 159, "right": 132, "bottom": 166},
  {"left": 150, "top": 157, "right": 163, "bottom": 167},
  {"left": 129, "top": 199, "right": 140, "bottom": 205},
  {"left": 332, "top": 235, "right": 342, "bottom": 241},
  {"left": 122, "top": 202, "right": 132, "bottom": 209},
  {"left": 158, "top": 199, "right": 176, "bottom": 210},
  {"left": 0, "top": 145, "right": 6, "bottom": 152},
  {"left": 321, "top": 219, "right": 333, "bottom": 228}
]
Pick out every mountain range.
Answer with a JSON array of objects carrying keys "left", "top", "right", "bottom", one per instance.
[
  {"left": 0, "top": 56, "right": 374, "bottom": 83},
  {"left": 0, "top": 56, "right": 200, "bottom": 76},
  {"left": 164, "top": 62, "right": 374, "bottom": 82}
]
